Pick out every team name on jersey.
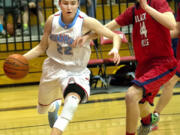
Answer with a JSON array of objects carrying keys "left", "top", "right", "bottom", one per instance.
[
  {"left": 50, "top": 33, "right": 74, "bottom": 45},
  {"left": 135, "top": 13, "right": 146, "bottom": 23}
]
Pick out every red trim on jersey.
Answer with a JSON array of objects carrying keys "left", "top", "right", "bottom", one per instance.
[
  {"left": 78, "top": 15, "right": 84, "bottom": 19},
  {"left": 54, "top": 13, "right": 60, "bottom": 16},
  {"left": 85, "top": 77, "right": 89, "bottom": 81}
]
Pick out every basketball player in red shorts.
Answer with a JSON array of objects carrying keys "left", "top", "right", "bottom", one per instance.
[
  {"left": 107, "top": 0, "right": 177, "bottom": 134},
  {"left": 75, "top": 0, "right": 177, "bottom": 135},
  {"left": 150, "top": 2, "right": 180, "bottom": 132}
]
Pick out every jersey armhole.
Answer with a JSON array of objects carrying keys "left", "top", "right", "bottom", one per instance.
[{"left": 132, "top": 7, "right": 135, "bottom": 25}]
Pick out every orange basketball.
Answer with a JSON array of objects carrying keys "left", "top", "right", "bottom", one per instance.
[{"left": 3, "top": 54, "right": 29, "bottom": 80}]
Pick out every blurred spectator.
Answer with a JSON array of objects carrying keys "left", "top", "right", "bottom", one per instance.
[
  {"left": 16, "top": 0, "right": 27, "bottom": 36},
  {"left": 0, "top": 14, "right": 5, "bottom": 37},
  {"left": 107, "top": 0, "right": 116, "bottom": 4},
  {"left": 0, "top": 0, "right": 20, "bottom": 37},
  {"left": 80, "top": 0, "right": 96, "bottom": 18},
  {"left": 22, "top": 0, "right": 45, "bottom": 36},
  {"left": 54, "top": 0, "right": 61, "bottom": 11}
]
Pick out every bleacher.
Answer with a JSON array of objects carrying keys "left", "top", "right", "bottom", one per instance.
[{"left": 0, "top": 0, "right": 177, "bottom": 86}]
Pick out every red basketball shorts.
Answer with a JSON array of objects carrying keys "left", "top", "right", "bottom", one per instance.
[{"left": 132, "top": 57, "right": 177, "bottom": 105}]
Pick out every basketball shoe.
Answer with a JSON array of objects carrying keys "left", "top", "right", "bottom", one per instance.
[
  {"left": 137, "top": 113, "right": 159, "bottom": 135},
  {"left": 150, "top": 123, "right": 158, "bottom": 131},
  {"left": 48, "top": 100, "right": 62, "bottom": 128}
]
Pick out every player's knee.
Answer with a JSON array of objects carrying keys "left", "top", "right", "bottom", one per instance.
[
  {"left": 53, "top": 95, "right": 80, "bottom": 132},
  {"left": 61, "top": 95, "right": 80, "bottom": 120},
  {"left": 125, "top": 91, "right": 135, "bottom": 104},
  {"left": 125, "top": 86, "right": 140, "bottom": 104},
  {"left": 164, "top": 76, "right": 178, "bottom": 90}
]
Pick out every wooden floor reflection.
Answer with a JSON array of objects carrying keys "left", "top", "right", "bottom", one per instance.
[{"left": 0, "top": 85, "right": 180, "bottom": 135}]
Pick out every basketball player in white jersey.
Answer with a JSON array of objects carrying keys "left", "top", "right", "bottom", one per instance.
[{"left": 23, "top": 0, "right": 122, "bottom": 135}]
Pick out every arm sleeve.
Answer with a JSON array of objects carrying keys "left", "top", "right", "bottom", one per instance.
[{"left": 115, "top": 6, "right": 134, "bottom": 26}]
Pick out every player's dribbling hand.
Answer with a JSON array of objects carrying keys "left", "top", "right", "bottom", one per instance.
[{"left": 108, "top": 48, "right": 120, "bottom": 65}]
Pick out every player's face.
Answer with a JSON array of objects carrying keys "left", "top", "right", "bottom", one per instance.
[{"left": 59, "top": 0, "right": 79, "bottom": 21}]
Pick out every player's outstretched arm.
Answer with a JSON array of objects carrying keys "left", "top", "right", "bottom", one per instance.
[
  {"left": 84, "top": 19, "right": 120, "bottom": 41},
  {"left": 105, "top": 19, "right": 120, "bottom": 30},
  {"left": 73, "top": 19, "right": 121, "bottom": 48},
  {"left": 23, "top": 15, "right": 53, "bottom": 60},
  {"left": 83, "top": 17, "right": 121, "bottom": 64},
  {"left": 84, "top": 17, "right": 121, "bottom": 49}
]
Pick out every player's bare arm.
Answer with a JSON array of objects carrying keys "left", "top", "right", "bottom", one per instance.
[
  {"left": 83, "top": 17, "right": 121, "bottom": 49},
  {"left": 83, "top": 19, "right": 120, "bottom": 42},
  {"left": 23, "top": 15, "right": 53, "bottom": 60},
  {"left": 171, "top": 22, "right": 180, "bottom": 38},
  {"left": 105, "top": 20, "right": 120, "bottom": 30},
  {"left": 74, "top": 19, "right": 121, "bottom": 46},
  {"left": 83, "top": 17, "right": 121, "bottom": 64},
  {"left": 139, "top": 0, "right": 176, "bottom": 30}
]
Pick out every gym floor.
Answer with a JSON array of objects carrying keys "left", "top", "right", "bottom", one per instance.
[{"left": 0, "top": 83, "right": 180, "bottom": 135}]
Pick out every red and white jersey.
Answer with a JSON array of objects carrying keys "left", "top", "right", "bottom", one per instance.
[
  {"left": 115, "top": 0, "right": 174, "bottom": 63},
  {"left": 46, "top": 10, "right": 91, "bottom": 68}
]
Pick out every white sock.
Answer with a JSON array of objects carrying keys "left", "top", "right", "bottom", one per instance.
[{"left": 54, "top": 116, "right": 69, "bottom": 132}]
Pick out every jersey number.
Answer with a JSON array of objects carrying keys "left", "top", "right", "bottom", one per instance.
[
  {"left": 140, "top": 21, "right": 147, "bottom": 38},
  {"left": 57, "top": 44, "right": 73, "bottom": 55}
]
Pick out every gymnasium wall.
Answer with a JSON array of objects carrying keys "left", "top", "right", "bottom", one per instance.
[{"left": 0, "top": 0, "right": 177, "bottom": 86}]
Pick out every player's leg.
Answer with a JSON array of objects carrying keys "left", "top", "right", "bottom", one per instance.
[
  {"left": 51, "top": 92, "right": 81, "bottom": 135},
  {"left": 139, "top": 75, "right": 178, "bottom": 133},
  {"left": 134, "top": 58, "right": 176, "bottom": 135},
  {"left": 150, "top": 42, "right": 180, "bottom": 131},
  {"left": 48, "top": 66, "right": 90, "bottom": 135},
  {"left": 48, "top": 100, "right": 62, "bottom": 128},
  {"left": 125, "top": 86, "right": 159, "bottom": 135},
  {"left": 38, "top": 79, "right": 62, "bottom": 127},
  {"left": 125, "top": 85, "right": 143, "bottom": 135},
  {"left": 51, "top": 81, "right": 89, "bottom": 135},
  {"left": 38, "top": 60, "right": 63, "bottom": 126},
  {"left": 151, "top": 66, "right": 180, "bottom": 130},
  {"left": 137, "top": 102, "right": 159, "bottom": 135},
  {"left": 154, "top": 74, "right": 179, "bottom": 114},
  {"left": 139, "top": 102, "right": 151, "bottom": 118}
]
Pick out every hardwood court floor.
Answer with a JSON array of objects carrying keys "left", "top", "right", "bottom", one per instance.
[{"left": 0, "top": 85, "right": 180, "bottom": 135}]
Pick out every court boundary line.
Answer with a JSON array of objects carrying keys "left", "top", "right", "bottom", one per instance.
[{"left": 0, "top": 92, "right": 180, "bottom": 112}]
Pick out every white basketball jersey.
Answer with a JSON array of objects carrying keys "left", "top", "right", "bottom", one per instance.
[{"left": 46, "top": 9, "right": 91, "bottom": 68}]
